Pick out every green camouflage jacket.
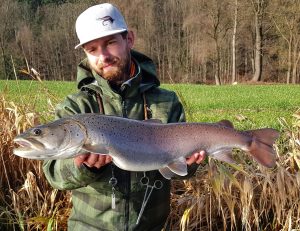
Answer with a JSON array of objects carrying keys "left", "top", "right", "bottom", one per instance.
[{"left": 43, "top": 50, "right": 198, "bottom": 231}]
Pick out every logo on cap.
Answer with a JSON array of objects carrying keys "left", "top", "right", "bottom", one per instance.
[{"left": 97, "top": 16, "right": 114, "bottom": 26}]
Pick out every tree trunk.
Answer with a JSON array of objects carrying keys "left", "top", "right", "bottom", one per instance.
[
  {"left": 292, "top": 49, "right": 300, "bottom": 84},
  {"left": 231, "top": 0, "right": 238, "bottom": 83},
  {"left": 0, "top": 39, "right": 7, "bottom": 79},
  {"left": 290, "top": 37, "right": 300, "bottom": 83},
  {"left": 286, "top": 38, "right": 292, "bottom": 84},
  {"left": 252, "top": 10, "right": 263, "bottom": 81},
  {"left": 214, "top": 38, "right": 222, "bottom": 85},
  {"left": 215, "top": 50, "right": 221, "bottom": 85}
]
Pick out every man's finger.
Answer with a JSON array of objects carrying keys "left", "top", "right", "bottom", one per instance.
[
  {"left": 186, "top": 153, "right": 198, "bottom": 165},
  {"left": 104, "top": 156, "right": 113, "bottom": 164},
  {"left": 186, "top": 151, "right": 206, "bottom": 165},
  {"left": 84, "top": 153, "right": 100, "bottom": 167},
  {"left": 195, "top": 151, "right": 206, "bottom": 164},
  {"left": 74, "top": 153, "right": 90, "bottom": 167},
  {"left": 92, "top": 155, "right": 112, "bottom": 169}
]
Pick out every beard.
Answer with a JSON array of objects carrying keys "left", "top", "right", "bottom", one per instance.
[{"left": 93, "top": 51, "right": 131, "bottom": 87}]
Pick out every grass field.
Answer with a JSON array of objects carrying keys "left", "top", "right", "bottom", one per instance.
[
  {"left": 0, "top": 80, "right": 299, "bottom": 129},
  {"left": 166, "top": 84, "right": 299, "bottom": 129}
]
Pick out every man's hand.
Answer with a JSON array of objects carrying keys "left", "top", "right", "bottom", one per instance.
[
  {"left": 74, "top": 151, "right": 205, "bottom": 169},
  {"left": 186, "top": 150, "right": 206, "bottom": 165},
  {"left": 74, "top": 153, "right": 112, "bottom": 169}
]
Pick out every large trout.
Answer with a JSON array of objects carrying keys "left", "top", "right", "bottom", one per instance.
[{"left": 13, "top": 114, "right": 279, "bottom": 179}]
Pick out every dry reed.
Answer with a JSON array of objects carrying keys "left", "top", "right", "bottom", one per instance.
[
  {"left": 0, "top": 93, "right": 71, "bottom": 231},
  {"left": 167, "top": 111, "right": 300, "bottom": 230}
]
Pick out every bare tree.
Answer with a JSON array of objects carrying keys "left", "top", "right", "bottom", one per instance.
[
  {"left": 202, "top": 0, "right": 232, "bottom": 85},
  {"left": 271, "top": 0, "right": 300, "bottom": 84},
  {"left": 231, "top": 0, "right": 238, "bottom": 83},
  {"left": 250, "top": 0, "right": 269, "bottom": 82},
  {"left": 0, "top": 0, "right": 19, "bottom": 79},
  {"left": 1, "top": 0, "right": 298, "bottom": 84}
]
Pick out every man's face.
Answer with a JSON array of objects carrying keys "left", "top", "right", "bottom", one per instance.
[{"left": 83, "top": 32, "right": 134, "bottom": 84}]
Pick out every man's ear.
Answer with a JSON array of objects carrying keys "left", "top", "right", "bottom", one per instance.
[{"left": 127, "top": 31, "right": 135, "bottom": 49}]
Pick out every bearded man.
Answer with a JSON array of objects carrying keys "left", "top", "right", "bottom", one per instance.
[{"left": 43, "top": 3, "right": 205, "bottom": 231}]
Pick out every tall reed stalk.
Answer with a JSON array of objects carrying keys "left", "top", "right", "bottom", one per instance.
[{"left": 0, "top": 93, "right": 71, "bottom": 231}]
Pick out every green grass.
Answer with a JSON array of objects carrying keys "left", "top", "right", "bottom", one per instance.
[
  {"left": 0, "top": 80, "right": 76, "bottom": 120},
  {"left": 0, "top": 79, "right": 76, "bottom": 100},
  {"left": 164, "top": 84, "right": 300, "bottom": 129},
  {"left": 0, "top": 80, "right": 299, "bottom": 129}
]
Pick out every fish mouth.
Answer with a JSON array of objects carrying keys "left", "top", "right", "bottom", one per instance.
[{"left": 13, "top": 137, "right": 46, "bottom": 158}]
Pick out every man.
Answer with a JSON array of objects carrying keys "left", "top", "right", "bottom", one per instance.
[{"left": 43, "top": 3, "right": 205, "bottom": 231}]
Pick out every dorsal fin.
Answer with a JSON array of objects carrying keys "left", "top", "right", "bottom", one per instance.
[{"left": 217, "top": 120, "right": 234, "bottom": 128}]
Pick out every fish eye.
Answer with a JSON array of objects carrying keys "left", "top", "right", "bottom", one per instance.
[{"left": 32, "top": 128, "right": 42, "bottom": 136}]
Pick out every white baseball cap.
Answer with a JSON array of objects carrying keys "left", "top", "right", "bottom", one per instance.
[{"left": 75, "top": 3, "right": 128, "bottom": 49}]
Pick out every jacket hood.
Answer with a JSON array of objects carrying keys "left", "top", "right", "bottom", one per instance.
[{"left": 76, "top": 50, "right": 160, "bottom": 93}]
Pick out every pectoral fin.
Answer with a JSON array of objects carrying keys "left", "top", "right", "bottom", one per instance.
[
  {"left": 159, "top": 167, "right": 175, "bottom": 179},
  {"left": 167, "top": 157, "right": 188, "bottom": 176},
  {"left": 211, "top": 149, "right": 235, "bottom": 163},
  {"left": 82, "top": 144, "right": 109, "bottom": 155},
  {"left": 159, "top": 157, "right": 188, "bottom": 179}
]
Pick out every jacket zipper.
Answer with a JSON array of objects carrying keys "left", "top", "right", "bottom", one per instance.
[{"left": 122, "top": 98, "right": 130, "bottom": 231}]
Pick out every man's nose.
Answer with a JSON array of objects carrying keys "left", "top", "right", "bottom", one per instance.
[{"left": 97, "top": 48, "right": 111, "bottom": 62}]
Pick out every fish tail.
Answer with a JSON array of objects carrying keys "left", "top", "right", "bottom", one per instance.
[{"left": 247, "top": 128, "right": 280, "bottom": 168}]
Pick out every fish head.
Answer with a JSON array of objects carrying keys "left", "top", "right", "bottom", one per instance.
[{"left": 13, "top": 118, "right": 87, "bottom": 160}]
